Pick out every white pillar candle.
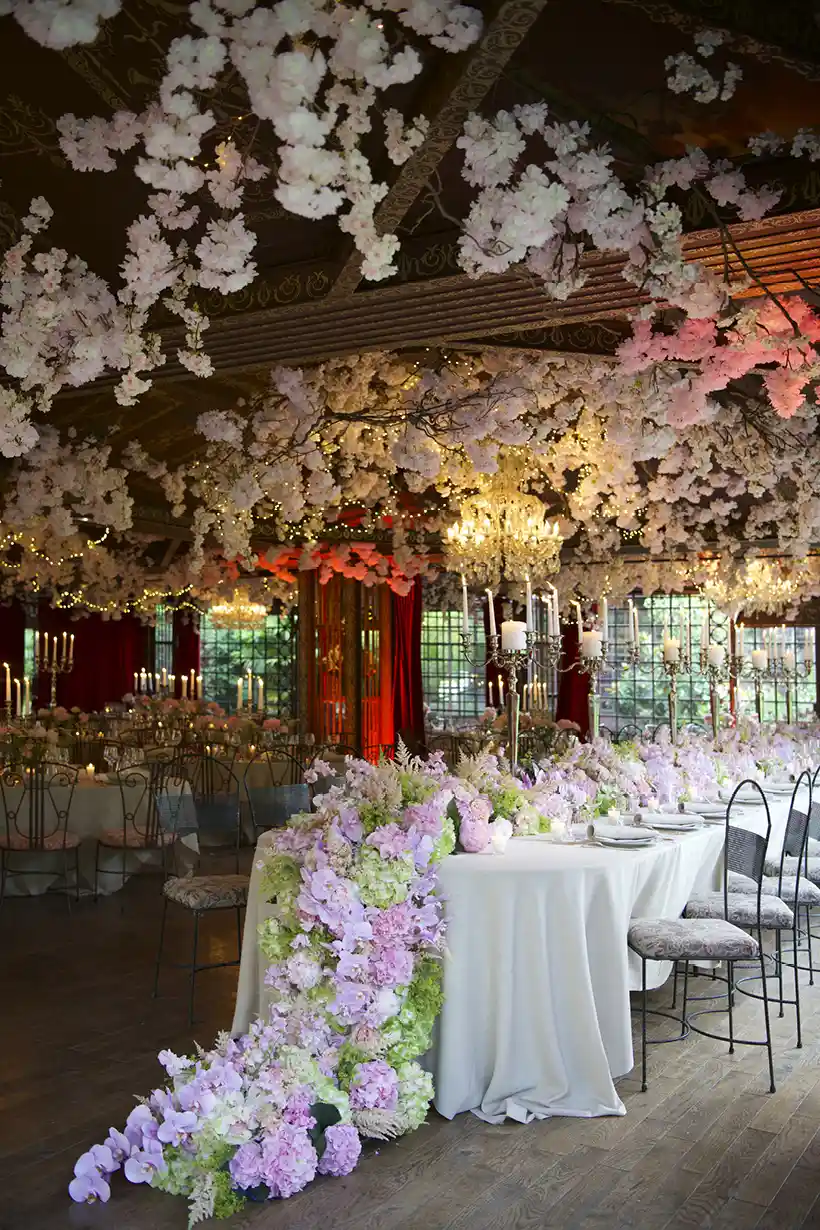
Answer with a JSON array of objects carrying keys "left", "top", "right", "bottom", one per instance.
[
  {"left": 663, "top": 636, "right": 680, "bottom": 664},
  {"left": 460, "top": 574, "right": 469, "bottom": 635},
  {"left": 751, "top": 647, "right": 767, "bottom": 671},
  {"left": 581, "top": 629, "right": 603, "bottom": 659},
  {"left": 257, "top": 677, "right": 264, "bottom": 711},
  {"left": 501, "top": 620, "right": 527, "bottom": 652},
  {"left": 486, "top": 590, "right": 497, "bottom": 638},
  {"left": 574, "top": 601, "right": 583, "bottom": 640},
  {"left": 13, "top": 678, "right": 21, "bottom": 717},
  {"left": 707, "top": 644, "right": 725, "bottom": 668},
  {"left": 627, "top": 599, "right": 634, "bottom": 645},
  {"left": 237, "top": 678, "right": 244, "bottom": 710},
  {"left": 525, "top": 576, "right": 533, "bottom": 632},
  {"left": 23, "top": 677, "right": 30, "bottom": 716}
]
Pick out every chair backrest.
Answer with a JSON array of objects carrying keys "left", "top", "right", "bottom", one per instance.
[
  {"left": 812, "top": 763, "right": 820, "bottom": 796},
  {"left": 782, "top": 770, "right": 812, "bottom": 859},
  {"left": 724, "top": 778, "right": 771, "bottom": 921},
  {"left": 114, "top": 764, "right": 177, "bottom": 844},
  {"left": 0, "top": 762, "right": 79, "bottom": 848},
  {"left": 175, "top": 752, "right": 241, "bottom": 843},
  {"left": 243, "top": 748, "right": 312, "bottom": 789}
]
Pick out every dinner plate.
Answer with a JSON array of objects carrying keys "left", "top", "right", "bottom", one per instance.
[
  {"left": 642, "top": 820, "right": 701, "bottom": 833},
  {"left": 686, "top": 801, "right": 726, "bottom": 817},
  {"left": 596, "top": 835, "right": 656, "bottom": 849},
  {"left": 719, "top": 788, "right": 766, "bottom": 805},
  {"left": 764, "top": 782, "right": 797, "bottom": 796}
]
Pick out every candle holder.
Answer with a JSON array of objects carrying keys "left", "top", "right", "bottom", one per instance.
[
  {"left": 34, "top": 642, "right": 74, "bottom": 709},
  {"left": 661, "top": 654, "right": 690, "bottom": 745},
  {"left": 701, "top": 662, "right": 728, "bottom": 745},
  {"left": 575, "top": 644, "right": 608, "bottom": 741},
  {"left": 459, "top": 631, "right": 533, "bottom": 774},
  {"left": 769, "top": 659, "right": 812, "bottom": 724}
]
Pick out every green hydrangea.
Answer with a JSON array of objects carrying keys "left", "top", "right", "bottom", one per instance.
[
  {"left": 258, "top": 916, "right": 298, "bottom": 963},
  {"left": 151, "top": 1146, "right": 197, "bottom": 1197},
  {"left": 490, "top": 786, "right": 524, "bottom": 819},
  {"left": 396, "top": 1060, "right": 435, "bottom": 1131},
  {"left": 259, "top": 853, "right": 302, "bottom": 911},
  {"left": 336, "top": 1042, "right": 369, "bottom": 1088},
  {"left": 359, "top": 801, "right": 395, "bottom": 835},
  {"left": 355, "top": 846, "right": 415, "bottom": 908},
  {"left": 399, "top": 772, "right": 437, "bottom": 806},
  {"left": 432, "top": 815, "right": 456, "bottom": 862},
  {"left": 386, "top": 957, "right": 443, "bottom": 1066}
]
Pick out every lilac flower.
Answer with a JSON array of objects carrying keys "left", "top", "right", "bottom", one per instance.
[
  {"left": 349, "top": 1060, "right": 399, "bottom": 1111},
  {"left": 177, "top": 1080, "right": 217, "bottom": 1116},
  {"left": 317, "top": 1124, "right": 362, "bottom": 1177},
  {"left": 104, "top": 1127, "right": 133, "bottom": 1164},
  {"left": 157, "top": 1109, "right": 199, "bottom": 1147},
  {"left": 157, "top": 1048, "right": 193, "bottom": 1077},
  {"left": 370, "top": 942, "right": 414, "bottom": 987},
  {"left": 124, "top": 1146, "right": 166, "bottom": 1185},
  {"left": 366, "top": 823, "right": 411, "bottom": 860},
  {"left": 283, "top": 1089, "right": 316, "bottom": 1129},
  {"left": 124, "top": 1104, "right": 158, "bottom": 1148},
  {"left": 260, "top": 1123, "right": 318, "bottom": 1198},
  {"left": 363, "top": 987, "right": 399, "bottom": 1028},
  {"left": 229, "top": 1141, "right": 264, "bottom": 1190},
  {"left": 458, "top": 812, "right": 490, "bottom": 853},
  {"left": 404, "top": 800, "right": 444, "bottom": 837},
  {"left": 68, "top": 1169, "right": 111, "bottom": 1204}
]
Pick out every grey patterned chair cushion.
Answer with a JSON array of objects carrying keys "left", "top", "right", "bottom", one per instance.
[
  {"left": 763, "top": 856, "right": 820, "bottom": 884},
  {"left": 727, "top": 871, "right": 820, "bottom": 906},
  {"left": 727, "top": 871, "right": 757, "bottom": 894},
  {"left": 684, "top": 892, "right": 794, "bottom": 930},
  {"left": 628, "top": 918, "right": 759, "bottom": 961},
  {"left": 163, "top": 874, "right": 249, "bottom": 910}
]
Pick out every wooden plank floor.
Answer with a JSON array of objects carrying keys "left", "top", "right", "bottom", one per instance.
[{"left": 3, "top": 873, "right": 820, "bottom": 1230}]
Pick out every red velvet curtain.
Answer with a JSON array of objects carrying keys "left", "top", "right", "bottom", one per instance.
[
  {"left": 555, "top": 622, "right": 591, "bottom": 739},
  {"left": 36, "top": 606, "right": 149, "bottom": 711},
  {"left": 392, "top": 579, "right": 424, "bottom": 747},
  {"left": 172, "top": 610, "right": 200, "bottom": 697},
  {"left": 0, "top": 601, "right": 26, "bottom": 689}
]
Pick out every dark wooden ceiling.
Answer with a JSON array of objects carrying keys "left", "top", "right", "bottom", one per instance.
[{"left": 3, "top": 0, "right": 820, "bottom": 473}]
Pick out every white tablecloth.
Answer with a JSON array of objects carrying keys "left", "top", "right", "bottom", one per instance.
[
  {"left": 231, "top": 787, "right": 799, "bottom": 1124},
  {"left": 3, "top": 778, "right": 196, "bottom": 897}
]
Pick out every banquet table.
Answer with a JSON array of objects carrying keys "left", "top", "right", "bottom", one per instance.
[
  {"left": 4, "top": 777, "right": 196, "bottom": 897},
  {"left": 231, "top": 785, "right": 800, "bottom": 1125}
]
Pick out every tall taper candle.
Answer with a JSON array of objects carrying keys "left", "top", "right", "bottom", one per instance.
[
  {"left": 14, "top": 678, "right": 21, "bottom": 717},
  {"left": 236, "top": 678, "right": 243, "bottom": 711},
  {"left": 627, "top": 598, "right": 634, "bottom": 645},
  {"left": 574, "top": 601, "right": 583, "bottom": 639},
  {"left": 486, "top": 590, "right": 497, "bottom": 638},
  {"left": 460, "top": 574, "right": 469, "bottom": 635},
  {"left": 525, "top": 576, "right": 533, "bottom": 632},
  {"left": 23, "top": 676, "right": 30, "bottom": 716},
  {"left": 68, "top": 633, "right": 74, "bottom": 665},
  {"left": 3, "top": 662, "right": 9, "bottom": 706}
]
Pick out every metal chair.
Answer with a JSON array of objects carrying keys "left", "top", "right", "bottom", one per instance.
[
  {"left": 0, "top": 762, "right": 80, "bottom": 905},
  {"left": 243, "top": 748, "right": 313, "bottom": 837},
  {"left": 93, "top": 763, "right": 180, "bottom": 899},
  {"left": 630, "top": 779, "right": 776, "bottom": 1094},
  {"left": 153, "top": 754, "right": 247, "bottom": 1024}
]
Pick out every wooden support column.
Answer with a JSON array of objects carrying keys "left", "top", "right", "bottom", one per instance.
[
  {"left": 297, "top": 570, "right": 317, "bottom": 738},
  {"left": 379, "top": 583, "right": 394, "bottom": 750},
  {"left": 341, "top": 578, "right": 362, "bottom": 753}
]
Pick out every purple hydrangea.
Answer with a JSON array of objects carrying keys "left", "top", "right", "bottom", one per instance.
[
  {"left": 349, "top": 1060, "right": 399, "bottom": 1111},
  {"left": 366, "top": 823, "right": 412, "bottom": 860},
  {"left": 317, "top": 1124, "right": 362, "bottom": 1177},
  {"left": 283, "top": 1089, "right": 316, "bottom": 1130},
  {"left": 369, "top": 942, "right": 414, "bottom": 987},
  {"left": 260, "top": 1123, "right": 318, "bottom": 1198},
  {"left": 229, "top": 1141, "right": 264, "bottom": 1191}
]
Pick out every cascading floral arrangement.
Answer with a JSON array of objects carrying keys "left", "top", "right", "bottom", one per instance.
[{"left": 68, "top": 725, "right": 819, "bottom": 1221}]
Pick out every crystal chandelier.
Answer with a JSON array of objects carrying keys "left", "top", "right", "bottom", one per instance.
[
  {"left": 699, "top": 557, "right": 806, "bottom": 616},
  {"left": 209, "top": 587, "right": 268, "bottom": 631},
  {"left": 444, "top": 465, "right": 562, "bottom": 588}
]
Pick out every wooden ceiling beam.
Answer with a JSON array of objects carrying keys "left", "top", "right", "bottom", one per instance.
[{"left": 326, "top": 0, "right": 551, "bottom": 299}]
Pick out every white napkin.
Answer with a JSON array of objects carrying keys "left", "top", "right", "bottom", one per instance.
[{"left": 588, "top": 822, "right": 646, "bottom": 842}]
